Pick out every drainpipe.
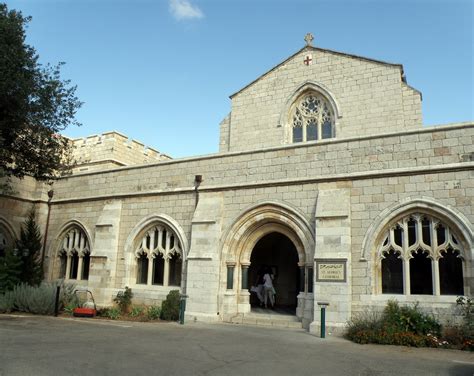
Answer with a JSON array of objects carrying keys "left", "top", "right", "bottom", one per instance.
[
  {"left": 194, "top": 174, "right": 202, "bottom": 208},
  {"left": 181, "top": 175, "right": 203, "bottom": 319},
  {"left": 41, "top": 189, "right": 54, "bottom": 270}
]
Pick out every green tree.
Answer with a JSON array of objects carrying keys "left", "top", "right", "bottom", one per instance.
[
  {"left": 16, "top": 209, "right": 43, "bottom": 286},
  {"left": 0, "top": 3, "right": 82, "bottom": 186},
  {"left": 0, "top": 248, "right": 22, "bottom": 293}
]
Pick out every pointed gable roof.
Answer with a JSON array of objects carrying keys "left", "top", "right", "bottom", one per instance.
[{"left": 229, "top": 45, "right": 405, "bottom": 99}]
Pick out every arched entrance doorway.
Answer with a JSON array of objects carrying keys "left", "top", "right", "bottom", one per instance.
[
  {"left": 220, "top": 202, "right": 315, "bottom": 327},
  {"left": 249, "top": 232, "right": 299, "bottom": 312}
]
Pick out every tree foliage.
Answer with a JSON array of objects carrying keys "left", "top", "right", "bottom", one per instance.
[
  {"left": 0, "top": 248, "right": 22, "bottom": 293},
  {"left": 0, "top": 209, "right": 44, "bottom": 292},
  {"left": 0, "top": 3, "right": 81, "bottom": 183},
  {"left": 15, "top": 209, "right": 43, "bottom": 286}
]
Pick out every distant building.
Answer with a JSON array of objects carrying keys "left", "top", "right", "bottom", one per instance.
[{"left": 2, "top": 35, "right": 473, "bottom": 335}]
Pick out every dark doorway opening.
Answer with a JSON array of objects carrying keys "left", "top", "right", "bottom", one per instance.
[{"left": 248, "top": 232, "right": 299, "bottom": 313}]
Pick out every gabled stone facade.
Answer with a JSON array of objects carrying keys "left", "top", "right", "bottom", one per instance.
[{"left": 1, "top": 38, "right": 472, "bottom": 335}]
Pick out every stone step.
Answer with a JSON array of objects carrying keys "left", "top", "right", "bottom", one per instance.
[{"left": 228, "top": 313, "right": 302, "bottom": 329}]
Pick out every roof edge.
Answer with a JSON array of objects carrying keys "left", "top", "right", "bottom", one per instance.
[{"left": 229, "top": 46, "right": 403, "bottom": 99}]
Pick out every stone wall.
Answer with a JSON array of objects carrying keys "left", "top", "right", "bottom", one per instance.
[
  {"left": 0, "top": 176, "right": 49, "bottom": 247},
  {"left": 53, "top": 123, "right": 473, "bottom": 207},
  {"left": 38, "top": 122, "right": 474, "bottom": 326},
  {"left": 71, "top": 131, "right": 171, "bottom": 173},
  {"left": 226, "top": 47, "right": 422, "bottom": 152}
]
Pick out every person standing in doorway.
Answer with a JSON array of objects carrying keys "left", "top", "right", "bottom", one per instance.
[
  {"left": 255, "top": 266, "right": 265, "bottom": 306},
  {"left": 263, "top": 267, "right": 275, "bottom": 309}
]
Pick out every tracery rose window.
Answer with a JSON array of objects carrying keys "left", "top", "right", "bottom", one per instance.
[{"left": 290, "top": 92, "right": 334, "bottom": 143}]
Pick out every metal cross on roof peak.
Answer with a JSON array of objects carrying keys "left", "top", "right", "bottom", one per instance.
[{"left": 304, "top": 33, "right": 314, "bottom": 47}]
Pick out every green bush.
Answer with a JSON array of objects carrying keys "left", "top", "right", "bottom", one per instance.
[
  {"left": 0, "top": 290, "right": 15, "bottom": 313},
  {"left": 0, "top": 248, "right": 22, "bottom": 293},
  {"left": 147, "top": 305, "right": 161, "bottom": 321},
  {"left": 113, "top": 286, "right": 133, "bottom": 314},
  {"left": 0, "top": 280, "right": 76, "bottom": 315},
  {"left": 59, "top": 282, "right": 77, "bottom": 311},
  {"left": 98, "top": 307, "right": 120, "bottom": 320},
  {"left": 11, "top": 282, "right": 56, "bottom": 315},
  {"left": 129, "top": 305, "right": 144, "bottom": 318},
  {"left": 161, "top": 290, "right": 180, "bottom": 321},
  {"left": 346, "top": 310, "right": 382, "bottom": 342},
  {"left": 382, "top": 300, "right": 441, "bottom": 336},
  {"left": 346, "top": 300, "right": 442, "bottom": 348}
]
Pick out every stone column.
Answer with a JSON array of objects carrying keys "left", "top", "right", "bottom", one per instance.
[
  {"left": 65, "top": 256, "right": 72, "bottom": 280},
  {"left": 310, "top": 186, "right": 352, "bottom": 337},
  {"left": 89, "top": 200, "right": 123, "bottom": 305},
  {"left": 77, "top": 256, "right": 84, "bottom": 280},
  {"left": 403, "top": 258, "right": 410, "bottom": 295},
  {"left": 238, "top": 263, "right": 251, "bottom": 314},
  {"left": 147, "top": 255, "right": 154, "bottom": 286},
  {"left": 185, "top": 192, "right": 223, "bottom": 323},
  {"left": 433, "top": 259, "right": 440, "bottom": 295},
  {"left": 163, "top": 257, "right": 170, "bottom": 287}
]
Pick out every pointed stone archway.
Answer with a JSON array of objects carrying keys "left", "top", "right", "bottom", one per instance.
[{"left": 220, "top": 201, "right": 315, "bottom": 327}]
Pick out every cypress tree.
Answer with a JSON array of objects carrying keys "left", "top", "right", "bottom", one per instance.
[
  {"left": 16, "top": 210, "right": 43, "bottom": 285},
  {"left": 0, "top": 248, "right": 22, "bottom": 293}
]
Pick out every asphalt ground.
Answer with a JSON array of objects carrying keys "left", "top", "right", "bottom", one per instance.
[{"left": 0, "top": 314, "right": 473, "bottom": 376}]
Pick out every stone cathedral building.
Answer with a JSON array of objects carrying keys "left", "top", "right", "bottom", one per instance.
[{"left": 1, "top": 35, "right": 473, "bottom": 335}]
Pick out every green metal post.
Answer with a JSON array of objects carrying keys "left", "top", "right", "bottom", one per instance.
[
  {"left": 321, "top": 306, "right": 326, "bottom": 338},
  {"left": 179, "top": 295, "right": 187, "bottom": 325}
]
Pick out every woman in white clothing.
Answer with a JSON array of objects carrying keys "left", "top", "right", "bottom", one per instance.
[{"left": 263, "top": 267, "right": 275, "bottom": 308}]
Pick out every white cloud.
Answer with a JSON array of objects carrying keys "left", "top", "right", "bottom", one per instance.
[{"left": 169, "top": 0, "right": 204, "bottom": 20}]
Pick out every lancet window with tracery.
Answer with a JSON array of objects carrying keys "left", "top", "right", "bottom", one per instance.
[
  {"left": 58, "top": 227, "right": 91, "bottom": 281},
  {"left": 290, "top": 92, "right": 334, "bottom": 143},
  {"left": 378, "top": 213, "right": 464, "bottom": 296},
  {"left": 135, "top": 225, "right": 182, "bottom": 287}
]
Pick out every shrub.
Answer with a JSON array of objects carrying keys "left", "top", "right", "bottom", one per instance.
[
  {"left": 147, "top": 305, "right": 161, "bottom": 321},
  {"left": 346, "top": 300, "right": 443, "bottom": 348},
  {"left": 129, "top": 305, "right": 144, "bottom": 318},
  {"left": 0, "top": 248, "right": 22, "bottom": 293},
  {"left": 456, "top": 296, "right": 474, "bottom": 331},
  {"left": 390, "top": 332, "right": 427, "bottom": 347},
  {"left": 114, "top": 286, "right": 133, "bottom": 314},
  {"left": 12, "top": 282, "right": 56, "bottom": 315},
  {"left": 96, "top": 307, "right": 110, "bottom": 317},
  {"left": 382, "top": 300, "right": 441, "bottom": 336},
  {"left": 59, "top": 281, "right": 77, "bottom": 311},
  {"left": 0, "top": 290, "right": 15, "bottom": 313},
  {"left": 99, "top": 307, "right": 120, "bottom": 320},
  {"left": 161, "top": 290, "right": 180, "bottom": 321},
  {"left": 346, "top": 310, "right": 382, "bottom": 342}
]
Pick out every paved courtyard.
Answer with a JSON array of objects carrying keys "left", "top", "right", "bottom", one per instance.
[{"left": 0, "top": 314, "right": 473, "bottom": 376}]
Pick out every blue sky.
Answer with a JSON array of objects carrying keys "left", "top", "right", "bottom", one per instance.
[{"left": 5, "top": 0, "right": 473, "bottom": 158}]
